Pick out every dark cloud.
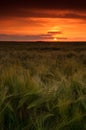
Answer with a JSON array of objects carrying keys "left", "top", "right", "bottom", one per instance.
[
  {"left": 0, "top": 0, "right": 86, "bottom": 10},
  {"left": 0, "top": 34, "right": 52, "bottom": 41},
  {"left": 0, "top": 31, "right": 64, "bottom": 41},
  {"left": 0, "top": 0, "right": 86, "bottom": 19},
  {"left": 0, "top": 8, "right": 86, "bottom": 20},
  {"left": 48, "top": 31, "right": 62, "bottom": 35}
]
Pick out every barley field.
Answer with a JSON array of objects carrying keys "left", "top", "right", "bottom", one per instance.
[{"left": 0, "top": 42, "right": 86, "bottom": 130}]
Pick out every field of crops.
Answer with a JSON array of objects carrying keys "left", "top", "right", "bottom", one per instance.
[{"left": 0, "top": 42, "right": 86, "bottom": 130}]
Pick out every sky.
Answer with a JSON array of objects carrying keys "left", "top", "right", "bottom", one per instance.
[{"left": 0, "top": 0, "right": 86, "bottom": 41}]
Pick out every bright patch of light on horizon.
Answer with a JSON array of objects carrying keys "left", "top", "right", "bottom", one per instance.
[{"left": 54, "top": 37, "right": 57, "bottom": 41}]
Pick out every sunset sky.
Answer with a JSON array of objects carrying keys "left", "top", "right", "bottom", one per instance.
[{"left": 0, "top": 0, "right": 86, "bottom": 41}]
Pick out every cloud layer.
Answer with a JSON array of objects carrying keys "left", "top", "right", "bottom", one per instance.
[
  {"left": 0, "top": 0, "right": 86, "bottom": 10},
  {"left": 0, "top": 30, "right": 64, "bottom": 41},
  {"left": 0, "top": 0, "right": 86, "bottom": 19}
]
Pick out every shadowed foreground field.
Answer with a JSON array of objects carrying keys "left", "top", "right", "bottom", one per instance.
[{"left": 0, "top": 42, "right": 86, "bottom": 130}]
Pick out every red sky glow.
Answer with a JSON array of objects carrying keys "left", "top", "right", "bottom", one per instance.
[{"left": 0, "top": 1, "right": 86, "bottom": 41}]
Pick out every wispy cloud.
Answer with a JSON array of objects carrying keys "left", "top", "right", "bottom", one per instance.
[
  {"left": 0, "top": 31, "right": 67, "bottom": 41},
  {"left": 48, "top": 31, "right": 62, "bottom": 35}
]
